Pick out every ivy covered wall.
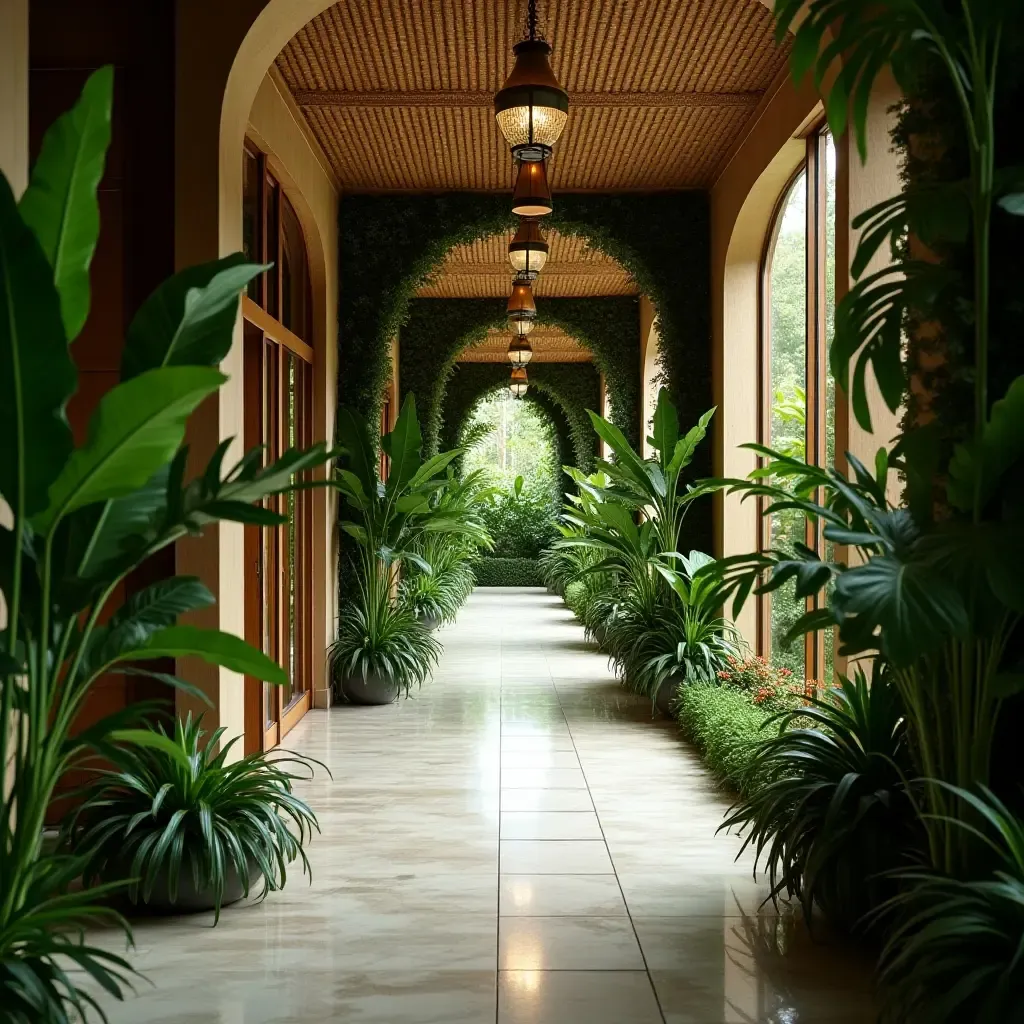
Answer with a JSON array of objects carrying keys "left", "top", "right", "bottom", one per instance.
[
  {"left": 440, "top": 361, "right": 601, "bottom": 473},
  {"left": 399, "top": 296, "right": 640, "bottom": 455}
]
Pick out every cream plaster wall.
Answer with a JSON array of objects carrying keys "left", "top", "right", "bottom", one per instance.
[{"left": 174, "top": 0, "right": 342, "bottom": 741}]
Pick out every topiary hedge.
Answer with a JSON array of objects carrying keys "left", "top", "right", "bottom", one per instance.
[
  {"left": 400, "top": 295, "right": 641, "bottom": 453},
  {"left": 472, "top": 557, "right": 544, "bottom": 587},
  {"left": 441, "top": 361, "right": 601, "bottom": 472}
]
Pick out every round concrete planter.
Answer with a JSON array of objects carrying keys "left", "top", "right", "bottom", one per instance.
[
  {"left": 419, "top": 612, "right": 441, "bottom": 632},
  {"left": 340, "top": 670, "right": 401, "bottom": 706},
  {"left": 131, "top": 860, "right": 261, "bottom": 915}
]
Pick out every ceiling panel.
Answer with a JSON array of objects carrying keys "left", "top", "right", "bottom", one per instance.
[{"left": 458, "top": 326, "right": 591, "bottom": 363}]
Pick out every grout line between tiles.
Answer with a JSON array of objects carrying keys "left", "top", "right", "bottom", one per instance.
[{"left": 551, "top": 646, "right": 669, "bottom": 1023}]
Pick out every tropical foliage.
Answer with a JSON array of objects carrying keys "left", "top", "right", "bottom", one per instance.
[
  {"left": 700, "top": 0, "right": 1024, "bottom": 1016},
  {"left": 329, "top": 396, "right": 486, "bottom": 695},
  {"left": 0, "top": 69, "right": 331, "bottom": 1021},
  {"left": 65, "top": 715, "right": 324, "bottom": 923}
]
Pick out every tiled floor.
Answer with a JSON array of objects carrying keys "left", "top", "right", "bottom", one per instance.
[{"left": 96, "top": 587, "right": 877, "bottom": 1022}]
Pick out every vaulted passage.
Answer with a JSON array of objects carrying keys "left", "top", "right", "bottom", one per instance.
[{"left": 100, "top": 588, "right": 874, "bottom": 1023}]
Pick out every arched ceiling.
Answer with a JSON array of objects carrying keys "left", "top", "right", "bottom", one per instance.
[{"left": 275, "top": 0, "right": 789, "bottom": 359}]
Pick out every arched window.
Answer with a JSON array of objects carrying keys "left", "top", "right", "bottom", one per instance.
[
  {"left": 759, "top": 126, "right": 836, "bottom": 685},
  {"left": 241, "top": 140, "right": 316, "bottom": 750}
]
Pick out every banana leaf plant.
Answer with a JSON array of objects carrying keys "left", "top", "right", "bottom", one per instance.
[
  {"left": 0, "top": 68, "right": 333, "bottom": 1021},
  {"left": 706, "top": 0, "right": 1024, "bottom": 881},
  {"left": 329, "top": 396, "right": 487, "bottom": 690}
]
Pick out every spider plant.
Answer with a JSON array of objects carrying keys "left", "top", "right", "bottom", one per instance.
[
  {"left": 721, "top": 669, "right": 920, "bottom": 935},
  {"left": 328, "top": 584, "right": 442, "bottom": 697},
  {"left": 65, "top": 715, "right": 325, "bottom": 923},
  {"left": 631, "top": 551, "right": 743, "bottom": 701},
  {"left": 877, "top": 787, "right": 1024, "bottom": 1021},
  {"left": 1, "top": 68, "right": 332, "bottom": 1021}
]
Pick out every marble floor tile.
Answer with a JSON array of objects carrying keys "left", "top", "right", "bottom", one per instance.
[
  {"left": 500, "top": 840, "right": 614, "bottom": 874},
  {"left": 501, "top": 767, "right": 589, "bottom": 789},
  {"left": 500, "top": 788, "right": 595, "bottom": 812},
  {"left": 500, "top": 874, "right": 627, "bottom": 917},
  {"left": 500, "top": 734, "right": 577, "bottom": 752},
  {"left": 501, "top": 750, "right": 581, "bottom": 769},
  {"left": 498, "top": 917, "right": 646, "bottom": 970},
  {"left": 500, "top": 811, "right": 603, "bottom": 840},
  {"left": 498, "top": 970, "right": 662, "bottom": 1023}
]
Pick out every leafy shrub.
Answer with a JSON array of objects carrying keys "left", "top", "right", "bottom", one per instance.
[
  {"left": 721, "top": 670, "right": 919, "bottom": 934},
  {"left": 676, "top": 684, "right": 780, "bottom": 793},
  {"left": 716, "top": 654, "right": 811, "bottom": 712},
  {"left": 472, "top": 557, "right": 543, "bottom": 587},
  {"left": 481, "top": 488, "right": 559, "bottom": 559},
  {"left": 67, "top": 715, "right": 323, "bottom": 923}
]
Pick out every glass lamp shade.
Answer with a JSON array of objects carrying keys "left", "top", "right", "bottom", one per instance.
[
  {"left": 508, "top": 338, "right": 533, "bottom": 366},
  {"left": 495, "top": 40, "right": 569, "bottom": 161},
  {"left": 508, "top": 218, "right": 549, "bottom": 278},
  {"left": 509, "top": 365, "right": 529, "bottom": 398},
  {"left": 512, "top": 160, "right": 552, "bottom": 218},
  {"left": 509, "top": 315, "right": 535, "bottom": 337}
]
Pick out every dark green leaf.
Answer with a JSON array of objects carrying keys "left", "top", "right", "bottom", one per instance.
[
  {"left": 0, "top": 173, "right": 76, "bottom": 516},
  {"left": 121, "top": 254, "right": 267, "bottom": 380},
  {"left": 33, "top": 366, "right": 225, "bottom": 533},
  {"left": 18, "top": 65, "right": 113, "bottom": 341}
]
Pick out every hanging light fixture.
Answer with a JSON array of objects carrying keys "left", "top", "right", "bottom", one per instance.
[
  {"left": 509, "top": 365, "right": 529, "bottom": 398},
  {"left": 507, "top": 273, "right": 537, "bottom": 335},
  {"left": 508, "top": 218, "right": 549, "bottom": 279},
  {"left": 511, "top": 159, "right": 553, "bottom": 217},
  {"left": 494, "top": 0, "right": 569, "bottom": 163},
  {"left": 508, "top": 337, "right": 534, "bottom": 367}
]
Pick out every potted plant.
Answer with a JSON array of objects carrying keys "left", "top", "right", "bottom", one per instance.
[
  {"left": 328, "top": 397, "right": 484, "bottom": 704},
  {"left": 0, "top": 68, "right": 332, "bottom": 1019},
  {"left": 65, "top": 715, "right": 325, "bottom": 921}
]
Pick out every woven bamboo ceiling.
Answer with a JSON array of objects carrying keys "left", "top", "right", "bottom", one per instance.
[
  {"left": 459, "top": 326, "right": 590, "bottom": 363},
  {"left": 276, "top": 0, "right": 789, "bottom": 355}
]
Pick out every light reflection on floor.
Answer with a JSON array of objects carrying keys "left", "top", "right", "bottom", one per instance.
[{"left": 92, "top": 587, "right": 876, "bottom": 1023}]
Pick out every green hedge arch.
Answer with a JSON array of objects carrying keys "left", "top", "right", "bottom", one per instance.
[
  {"left": 338, "top": 191, "right": 708, "bottom": 438},
  {"left": 441, "top": 361, "right": 601, "bottom": 473},
  {"left": 399, "top": 296, "right": 640, "bottom": 455}
]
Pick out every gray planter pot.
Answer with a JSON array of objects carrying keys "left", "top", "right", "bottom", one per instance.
[
  {"left": 654, "top": 675, "right": 683, "bottom": 717},
  {"left": 341, "top": 670, "right": 401, "bottom": 706},
  {"left": 132, "top": 859, "right": 261, "bottom": 915},
  {"left": 420, "top": 612, "right": 441, "bottom": 632}
]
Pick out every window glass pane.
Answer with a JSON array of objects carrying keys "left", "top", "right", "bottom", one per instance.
[
  {"left": 286, "top": 352, "right": 300, "bottom": 705},
  {"left": 823, "top": 131, "right": 838, "bottom": 684},
  {"left": 766, "top": 170, "right": 807, "bottom": 677},
  {"left": 242, "top": 150, "right": 261, "bottom": 302},
  {"left": 281, "top": 194, "right": 311, "bottom": 341}
]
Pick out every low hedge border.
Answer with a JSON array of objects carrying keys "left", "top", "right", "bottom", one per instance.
[
  {"left": 675, "top": 684, "right": 777, "bottom": 794},
  {"left": 471, "top": 557, "right": 544, "bottom": 587}
]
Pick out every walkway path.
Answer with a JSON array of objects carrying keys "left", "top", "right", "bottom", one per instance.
[{"left": 104, "top": 587, "right": 875, "bottom": 1023}]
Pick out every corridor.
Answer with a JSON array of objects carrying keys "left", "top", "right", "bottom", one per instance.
[{"left": 103, "top": 588, "right": 876, "bottom": 1023}]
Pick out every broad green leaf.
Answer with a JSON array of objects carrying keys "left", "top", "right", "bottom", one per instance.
[
  {"left": 587, "top": 410, "right": 650, "bottom": 493},
  {"left": 18, "top": 66, "right": 112, "bottom": 341},
  {"left": 335, "top": 406, "right": 378, "bottom": 495},
  {"left": 34, "top": 366, "right": 224, "bottom": 534},
  {"left": 833, "top": 554, "right": 969, "bottom": 665},
  {"left": 118, "top": 624, "right": 287, "bottom": 685},
  {"left": 0, "top": 174, "right": 77, "bottom": 516},
  {"left": 407, "top": 450, "right": 461, "bottom": 490},
  {"left": 514, "top": 475, "right": 524, "bottom": 498},
  {"left": 384, "top": 393, "right": 424, "bottom": 494},
  {"left": 947, "top": 375, "right": 1024, "bottom": 513},
  {"left": 668, "top": 407, "right": 716, "bottom": 475},
  {"left": 650, "top": 388, "right": 680, "bottom": 467},
  {"left": 121, "top": 254, "right": 267, "bottom": 380},
  {"left": 997, "top": 193, "right": 1024, "bottom": 216}
]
